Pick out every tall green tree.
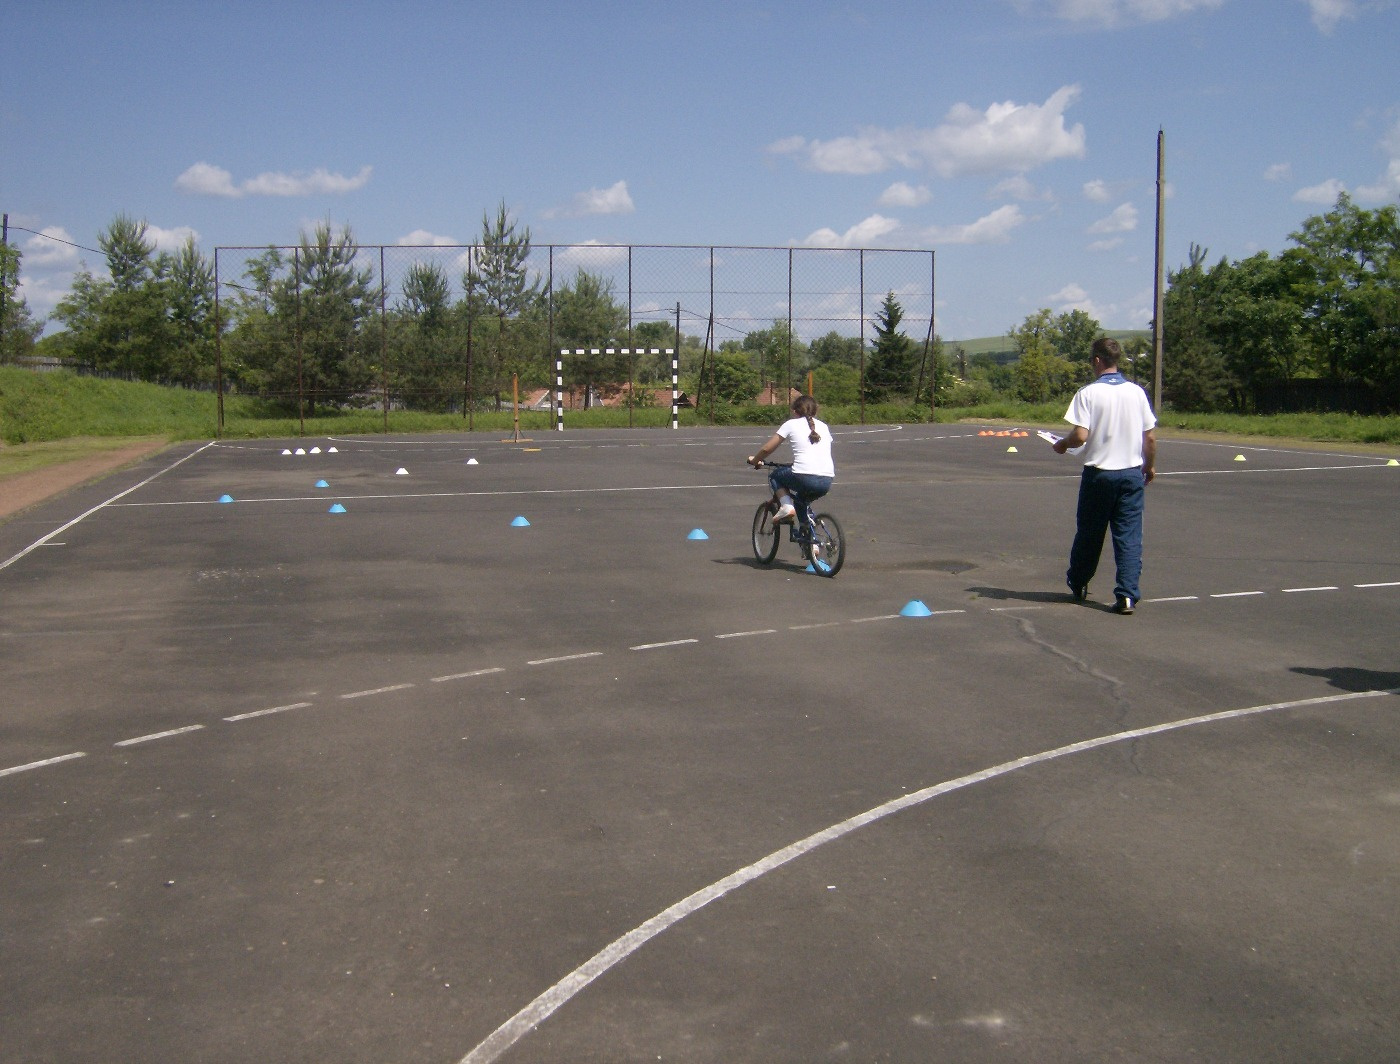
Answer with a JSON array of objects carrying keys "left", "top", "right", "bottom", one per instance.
[
  {"left": 1287, "top": 192, "right": 1400, "bottom": 402},
  {"left": 1162, "top": 246, "right": 1236, "bottom": 411},
  {"left": 392, "top": 262, "right": 461, "bottom": 411},
  {"left": 553, "top": 268, "right": 629, "bottom": 406},
  {"left": 51, "top": 215, "right": 176, "bottom": 379},
  {"left": 700, "top": 350, "right": 761, "bottom": 405},
  {"left": 0, "top": 241, "right": 42, "bottom": 362},
  {"left": 227, "top": 225, "right": 380, "bottom": 413},
  {"left": 1008, "top": 308, "right": 1078, "bottom": 402},
  {"left": 864, "top": 292, "right": 918, "bottom": 399},
  {"left": 809, "top": 330, "right": 862, "bottom": 369},
  {"left": 158, "top": 236, "right": 218, "bottom": 386},
  {"left": 464, "top": 202, "right": 542, "bottom": 406}
]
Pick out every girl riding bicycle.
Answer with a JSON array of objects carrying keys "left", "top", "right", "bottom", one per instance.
[{"left": 747, "top": 395, "right": 834, "bottom": 526}]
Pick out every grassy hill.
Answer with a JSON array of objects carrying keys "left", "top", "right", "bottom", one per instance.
[{"left": 948, "top": 330, "right": 1152, "bottom": 363}]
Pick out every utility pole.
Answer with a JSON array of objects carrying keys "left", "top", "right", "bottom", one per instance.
[
  {"left": 1, "top": 213, "right": 9, "bottom": 358},
  {"left": 1153, "top": 129, "right": 1166, "bottom": 410}
]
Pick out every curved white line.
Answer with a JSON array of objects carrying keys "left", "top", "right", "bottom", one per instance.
[
  {"left": 459, "top": 686, "right": 1400, "bottom": 1064},
  {"left": 1, "top": 442, "right": 215, "bottom": 573}
]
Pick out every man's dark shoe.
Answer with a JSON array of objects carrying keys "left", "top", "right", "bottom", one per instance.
[
  {"left": 1113, "top": 596, "right": 1136, "bottom": 615},
  {"left": 1069, "top": 584, "right": 1088, "bottom": 603}
]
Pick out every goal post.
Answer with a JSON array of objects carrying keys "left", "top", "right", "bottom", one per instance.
[{"left": 556, "top": 349, "right": 679, "bottom": 431}]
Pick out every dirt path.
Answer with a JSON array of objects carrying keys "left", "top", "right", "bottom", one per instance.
[{"left": 0, "top": 439, "right": 173, "bottom": 522}]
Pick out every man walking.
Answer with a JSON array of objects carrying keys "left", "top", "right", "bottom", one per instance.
[{"left": 1052, "top": 337, "right": 1157, "bottom": 614}]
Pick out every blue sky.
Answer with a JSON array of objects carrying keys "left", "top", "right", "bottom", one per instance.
[{"left": 4, "top": 0, "right": 1398, "bottom": 341}]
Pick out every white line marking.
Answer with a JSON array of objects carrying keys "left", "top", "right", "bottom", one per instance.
[
  {"left": 990, "top": 605, "right": 1044, "bottom": 612},
  {"left": 1211, "top": 591, "right": 1266, "bottom": 598},
  {"left": 1157, "top": 463, "right": 1395, "bottom": 476},
  {"left": 1, "top": 442, "right": 216, "bottom": 573},
  {"left": 114, "top": 481, "right": 758, "bottom": 507},
  {"left": 851, "top": 614, "right": 899, "bottom": 623},
  {"left": 1356, "top": 581, "right": 1400, "bottom": 589},
  {"left": 1, "top": 752, "right": 86, "bottom": 778},
  {"left": 789, "top": 621, "right": 843, "bottom": 631},
  {"left": 115, "top": 725, "right": 205, "bottom": 747},
  {"left": 431, "top": 667, "right": 507, "bottom": 683},
  {"left": 629, "top": 639, "right": 699, "bottom": 651},
  {"left": 458, "top": 686, "right": 1400, "bottom": 1064},
  {"left": 528, "top": 652, "right": 604, "bottom": 665},
  {"left": 715, "top": 629, "right": 778, "bottom": 639},
  {"left": 338, "top": 683, "right": 415, "bottom": 700},
  {"left": 1148, "top": 596, "right": 1199, "bottom": 603},
  {"left": 1283, "top": 586, "right": 1339, "bottom": 593},
  {"left": 224, "top": 702, "right": 313, "bottom": 722}
]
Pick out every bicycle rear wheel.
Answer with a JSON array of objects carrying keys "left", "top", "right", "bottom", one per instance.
[
  {"left": 807, "top": 512, "right": 846, "bottom": 576},
  {"left": 751, "top": 502, "right": 780, "bottom": 564}
]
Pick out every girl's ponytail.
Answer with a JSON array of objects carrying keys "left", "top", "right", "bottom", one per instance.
[{"left": 793, "top": 395, "right": 820, "bottom": 443}]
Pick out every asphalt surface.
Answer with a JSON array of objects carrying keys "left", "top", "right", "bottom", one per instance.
[{"left": 2, "top": 424, "right": 1398, "bottom": 1063}]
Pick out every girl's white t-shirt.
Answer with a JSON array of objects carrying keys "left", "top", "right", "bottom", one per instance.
[{"left": 779, "top": 417, "right": 835, "bottom": 477}]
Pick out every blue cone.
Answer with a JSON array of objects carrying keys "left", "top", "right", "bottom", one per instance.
[
  {"left": 315, "top": 479, "right": 329, "bottom": 488},
  {"left": 687, "top": 528, "right": 709, "bottom": 540},
  {"left": 218, "top": 494, "right": 234, "bottom": 504},
  {"left": 900, "top": 599, "right": 933, "bottom": 617},
  {"left": 511, "top": 515, "right": 531, "bottom": 527},
  {"left": 328, "top": 503, "right": 347, "bottom": 514}
]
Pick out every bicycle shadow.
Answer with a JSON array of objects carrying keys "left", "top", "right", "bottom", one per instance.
[{"left": 716, "top": 557, "right": 814, "bottom": 573}]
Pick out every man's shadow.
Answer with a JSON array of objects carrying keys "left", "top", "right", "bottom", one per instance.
[
  {"left": 966, "top": 585, "right": 1082, "bottom": 605},
  {"left": 1291, "top": 666, "right": 1400, "bottom": 693}
]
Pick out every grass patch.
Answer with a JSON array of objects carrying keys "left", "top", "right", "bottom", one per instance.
[
  {"left": 1, "top": 368, "right": 218, "bottom": 443},
  {"left": 3, "top": 367, "right": 1397, "bottom": 447},
  {"left": 0, "top": 436, "right": 166, "bottom": 478}
]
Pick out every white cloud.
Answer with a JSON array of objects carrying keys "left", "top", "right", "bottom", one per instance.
[
  {"left": 878, "top": 181, "right": 931, "bottom": 207},
  {"left": 145, "top": 224, "right": 199, "bottom": 252},
  {"left": 1355, "top": 116, "right": 1400, "bottom": 201},
  {"left": 922, "top": 204, "right": 1028, "bottom": 245},
  {"left": 1088, "top": 202, "right": 1138, "bottom": 234},
  {"left": 1018, "top": 0, "right": 1224, "bottom": 25},
  {"left": 175, "top": 162, "right": 372, "bottom": 198},
  {"left": 770, "top": 86, "right": 1085, "bottom": 177},
  {"left": 990, "top": 174, "right": 1052, "bottom": 201},
  {"left": 1293, "top": 177, "right": 1348, "bottom": 204},
  {"left": 1264, "top": 162, "right": 1292, "bottom": 182},
  {"left": 1047, "top": 282, "right": 1094, "bottom": 310},
  {"left": 1356, "top": 159, "right": 1400, "bottom": 201},
  {"left": 396, "top": 229, "right": 459, "bottom": 246},
  {"left": 1082, "top": 178, "right": 1111, "bottom": 202},
  {"left": 1304, "top": 0, "right": 1357, "bottom": 32},
  {"left": 21, "top": 227, "right": 80, "bottom": 267},
  {"left": 546, "top": 180, "right": 635, "bottom": 219},
  {"left": 802, "top": 214, "right": 901, "bottom": 248},
  {"left": 175, "top": 162, "right": 240, "bottom": 197},
  {"left": 553, "top": 241, "right": 630, "bottom": 270},
  {"left": 17, "top": 272, "right": 77, "bottom": 319}
]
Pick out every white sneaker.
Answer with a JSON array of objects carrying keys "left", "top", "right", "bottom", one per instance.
[{"left": 772, "top": 503, "right": 796, "bottom": 524}]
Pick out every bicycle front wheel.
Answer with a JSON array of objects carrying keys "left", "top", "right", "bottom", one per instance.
[
  {"left": 751, "top": 502, "right": 780, "bottom": 564},
  {"left": 807, "top": 513, "right": 846, "bottom": 576}
]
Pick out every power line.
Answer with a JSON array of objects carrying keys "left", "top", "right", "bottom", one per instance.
[{"left": 6, "top": 225, "right": 103, "bottom": 257}]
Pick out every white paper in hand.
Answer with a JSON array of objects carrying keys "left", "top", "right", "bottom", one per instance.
[{"left": 1039, "top": 429, "right": 1085, "bottom": 455}]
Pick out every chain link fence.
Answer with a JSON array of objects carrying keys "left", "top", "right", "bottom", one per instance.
[{"left": 213, "top": 243, "right": 935, "bottom": 434}]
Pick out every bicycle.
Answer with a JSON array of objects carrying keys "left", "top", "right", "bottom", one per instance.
[{"left": 747, "top": 460, "right": 846, "bottom": 577}]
